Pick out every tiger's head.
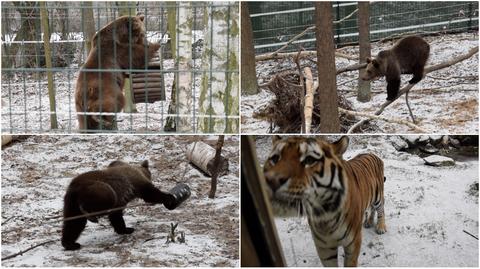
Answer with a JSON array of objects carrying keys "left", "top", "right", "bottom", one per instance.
[{"left": 263, "top": 136, "right": 349, "bottom": 218}]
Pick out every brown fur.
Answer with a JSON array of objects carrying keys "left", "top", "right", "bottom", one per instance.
[
  {"left": 75, "top": 15, "right": 160, "bottom": 132},
  {"left": 264, "top": 136, "right": 386, "bottom": 266},
  {"left": 61, "top": 160, "right": 175, "bottom": 250},
  {"left": 362, "top": 36, "right": 430, "bottom": 101}
]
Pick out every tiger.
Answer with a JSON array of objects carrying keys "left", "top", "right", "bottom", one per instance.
[{"left": 263, "top": 135, "right": 386, "bottom": 267}]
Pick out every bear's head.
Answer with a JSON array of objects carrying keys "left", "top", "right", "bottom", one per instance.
[
  {"left": 361, "top": 57, "right": 384, "bottom": 81},
  {"left": 92, "top": 15, "right": 146, "bottom": 47}
]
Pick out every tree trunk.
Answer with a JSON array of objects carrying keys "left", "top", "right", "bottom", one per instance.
[
  {"left": 8, "top": 2, "right": 41, "bottom": 68},
  {"left": 198, "top": 2, "right": 239, "bottom": 133},
  {"left": 164, "top": 3, "right": 178, "bottom": 131},
  {"left": 39, "top": 2, "right": 58, "bottom": 129},
  {"left": 81, "top": 2, "right": 95, "bottom": 56},
  {"left": 357, "top": 2, "right": 371, "bottom": 102},
  {"left": 315, "top": 2, "right": 340, "bottom": 133},
  {"left": 176, "top": 2, "right": 194, "bottom": 132},
  {"left": 117, "top": 2, "right": 137, "bottom": 113},
  {"left": 241, "top": 2, "right": 258, "bottom": 95}
]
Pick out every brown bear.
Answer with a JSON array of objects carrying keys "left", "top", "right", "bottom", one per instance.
[
  {"left": 61, "top": 160, "right": 177, "bottom": 250},
  {"left": 361, "top": 36, "right": 430, "bottom": 101},
  {"left": 75, "top": 15, "right": 160, "bottom": 132}
]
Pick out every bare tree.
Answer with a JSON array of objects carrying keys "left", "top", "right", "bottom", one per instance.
[
  {"left": 315, "top": 2, "right": 340, "bottom": 133},
  {"left": 209, "top": 135, "right": 225, "bottom": 199},
  {"left": 81, "top": 2, "right": 95, "bottom": 56},
  {"left": 357, "top": 2, "right": 371, "bottom": 102},
  {"left": 241, "top": 2, "right": 258, "bottom": 95}
]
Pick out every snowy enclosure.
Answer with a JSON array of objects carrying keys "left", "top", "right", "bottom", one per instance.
[
  {"left": 254, "top": 135, "right": 478, "bottom": 266},
  {"left": 1, "top": 2, "right": 239, "bottom": 133},
  {"left": 1, "top": 135, "right": 239, "bottom": 266},
  {"left": 242, "top": 33, "right": 479, "bottom": 134}
]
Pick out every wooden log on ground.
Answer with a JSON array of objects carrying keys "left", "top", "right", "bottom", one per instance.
[{"left": 186, "top": 141, "right": 229, "bottom": 177}]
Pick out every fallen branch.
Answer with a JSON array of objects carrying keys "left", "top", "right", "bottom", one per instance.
[
  {"left": 304, "top": 67, "right": 314, "bottom": 133},
  {"left": 1, "top": 239, "right": 56, "bottom": 261},
  {"left": 339, "top": 108, "right": 427, "bottom": 133},
  {"left": 294, "top": 49, "right": 306, "bottom": 133},
  {"left": 348, "top": 46, "right": 479, "bottom": 133},
  {"left": 336, "top": 62, "right": 367, "bottom": 75},
  {"left": 463, "top": 230, "right": 479, "bottom": 240}
]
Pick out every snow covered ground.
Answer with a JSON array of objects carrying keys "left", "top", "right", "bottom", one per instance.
[
  {"left": 254, "top": 135, "right": 478, "bottom": 267},
  {"left": 242, "top": 33, "right": 479, "bottom": 134},
  {"left": 1, "top": 135, "right": 239, "bottom": 267}
]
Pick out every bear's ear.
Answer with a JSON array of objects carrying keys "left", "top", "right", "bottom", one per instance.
[
  {"left": 372, "top": 59, "right": 380, "bottom": 69},
  {"left": 366, "top": 57, "right": 372, "bottom": 63},
  {"left": 137, "top": 15, "right": 145, "bottom": 21},
  {"left": 141, "top": 160, "right": 149, "bottom": 168}
]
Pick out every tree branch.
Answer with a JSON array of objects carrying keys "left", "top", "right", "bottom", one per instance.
[
  {"left": 1, "top": 240, "right": 56, "bottom": 261},
  {"left": 339, "top": 107, "right": 427, "bottom": 133},
  {"left": 347, "top": 46, "right": 479, "bottom": 133}
]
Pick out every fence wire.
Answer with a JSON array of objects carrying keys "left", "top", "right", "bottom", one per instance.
[
  {"left": 1, "top": 1, "right": 239, "bottom": 134},
  {"left": 249, "top": 1, "right": 479, "bottom": 54}
]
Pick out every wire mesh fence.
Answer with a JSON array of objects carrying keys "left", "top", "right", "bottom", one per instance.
[
  {"left": 1, "top": 1, "right": 239, "bottom": 134},
  {"left": 249, "top": 1, "right": 479, "bottom": 54}
]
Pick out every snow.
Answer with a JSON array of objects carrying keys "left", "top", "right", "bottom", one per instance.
[
  {"left": 1, "top": 135, "right": 239, "bottom": 266},
  {"left": 423, "top": 154, "right": 455, "bottom": 166},
  {"left": 242, "top": 33, "right": 479, "bottom": 134},
  {"left": 255, "top": 135, "right": 478, "bottom": 266}
]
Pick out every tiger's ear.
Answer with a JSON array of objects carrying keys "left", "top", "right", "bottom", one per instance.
[
  {"left": 272, "top": 135, "right": 282, "bottom": 145},
  {"left": 332, "top": 136, "right": 349, "bottom": 156}
]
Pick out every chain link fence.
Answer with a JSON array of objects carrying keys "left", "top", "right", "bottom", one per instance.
[
  {"left": 249, "top": 1, "right": 479, "bottom": 54},
  {"left": 1, "top": 1, "right": 239, "bottom": 134}
]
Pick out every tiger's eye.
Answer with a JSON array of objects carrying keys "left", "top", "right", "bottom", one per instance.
[
  {"left": 302, "top": 156, "right": 318, "bottom": 166},
  {"left": 270, "top": 154, "right": 280, "bottom": 165}
]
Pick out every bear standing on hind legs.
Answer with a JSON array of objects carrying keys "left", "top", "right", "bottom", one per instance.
[
  {"left": 361, "top": 36, "right": 430, "bottom": 101},
  {"left": 75, "top": 15, "right": 160, "bottom": 132}
]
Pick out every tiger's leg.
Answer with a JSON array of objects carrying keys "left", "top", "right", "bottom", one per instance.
[
  {"left": 375, "top": 200, "right": 387, "bottom": 234},
  {"left": 315, "top": 246, "right": 338, "bottom": 267},
  {"left": 363, "top": 206, "right": 375, "bottom": 228},
  {"left": 344, "top": 229, "right": 362, "bottom": 267}
]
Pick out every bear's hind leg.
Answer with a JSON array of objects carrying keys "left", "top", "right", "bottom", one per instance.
[
  {"left": 108, "top": 211, "right": 134, "bottom": 234},
  {"left": 409, "top": 65, "right": 424, "bottom": 84},
  {"left": 62, "top": 218, "right": 87, "bottom": 250}
]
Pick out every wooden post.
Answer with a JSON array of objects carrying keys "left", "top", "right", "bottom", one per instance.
[
  {"left": 209, "top": 135, "right": 225, "bottom": 199},
  {"left": 357, "top": 2, "right": 371, "bottom": 102},
  {"left": 241, "top": 2, "right": 259, "bottom": 95},
  {"left": 39, "top": 2, "right": 58, "bottom": 129}
]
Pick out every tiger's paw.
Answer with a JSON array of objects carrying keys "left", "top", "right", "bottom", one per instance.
[
  {"left": 375, "top": 223, "right": 387, "bottom": 234},
  {"left": 363, "top": 219, "right": 373, "bottom": 229}
]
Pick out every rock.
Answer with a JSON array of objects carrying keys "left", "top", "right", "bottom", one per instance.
[
  {"left": 423, "top": 155, "right": 455, "bottom": 166},
  {"left": 402, "top": 135, "right": 420, "bottom": 145},
  {"left": 429, "top": 135, "right": 443, "bottom": 143},
  {"left": 390, "top": 136, "right": 409, "bottom": 151},
  {"left": 418, "top": 135, "right": 430, "bottom": 143},
  {"left": 419, "top": 143, "right": 439, "bottom": 154}
]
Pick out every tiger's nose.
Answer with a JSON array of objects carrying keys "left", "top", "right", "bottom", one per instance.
[{"left": 264, "top": 173, "right": 288, "bottom": 192}]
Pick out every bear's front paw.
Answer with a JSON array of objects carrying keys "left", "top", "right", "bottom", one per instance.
[
  {"left": 150, "top": 43, "right": 161, "bottom": 52},
  {"left": 63, "top": 242, "right": 81, "bottom": 251}
]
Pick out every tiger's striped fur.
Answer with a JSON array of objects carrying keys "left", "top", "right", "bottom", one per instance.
[{"left": 263, "top": 136, "right": 386, "bottom": 267}]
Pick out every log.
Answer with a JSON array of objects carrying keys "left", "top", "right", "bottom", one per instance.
[
  {"left": 186, "top": 141, "right": 229, "bottom": 177},
  {"left": 304, "top": 67, "right": 314, "bottom": 133}
]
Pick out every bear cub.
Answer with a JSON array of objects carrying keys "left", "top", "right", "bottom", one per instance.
[
  {"left": 75, "top": 15, "right": 160, "bottom": 131},
  {"left": 361, "top": 36, "right": 430, "bottom": 101},
  {"left": 61, "top": 160, "right": 176, "bottom": 250}
]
